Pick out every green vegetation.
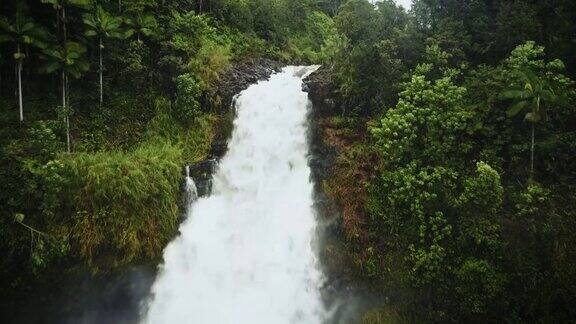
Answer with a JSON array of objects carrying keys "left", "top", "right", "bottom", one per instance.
[
  {"left": 82, "top": 4, "right": 124, "bottom": 104},
  {"left": 318, "top": 0, "right": 576, "bottom": 322},
  {"left": 0, "top": 1, "right": 49, "bottom": 121},
  {"left": 1, "top": 0, "right": 575, "bottom": 322},
  {"left": 46, "top": 141, "right": 183, "bottom": 268},
  {"left": 0, "top": 0, "right": 339, "bottom": 314}
]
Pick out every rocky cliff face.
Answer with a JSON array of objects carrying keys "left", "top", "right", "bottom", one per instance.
[
  {"left": 303, "top": 66, "right": 342, "bottom": 116},
  {"left": 303, "top": 66, "right": 345, "bottom": 187},
  {"left": 304, "top": 67, "right": 361, "bottom": 322},
  {"left": 305, "top": 67, "right": 382, "bottom": 323}
]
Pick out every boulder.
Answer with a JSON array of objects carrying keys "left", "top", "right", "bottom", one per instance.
[{"left": 303, "top": 66, "right": 342, "bottom": 116}]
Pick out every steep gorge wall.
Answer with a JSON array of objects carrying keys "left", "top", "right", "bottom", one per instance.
[{"left": 304, "top": 67, "right": 380, "bottom": 323}]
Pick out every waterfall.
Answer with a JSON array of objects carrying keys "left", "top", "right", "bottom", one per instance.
[
  {"left": 143, "top": 66, "right": 324, "bottom": 324},
  {"left": 184, "top": 176, "right": 199, "bottom": 204}
]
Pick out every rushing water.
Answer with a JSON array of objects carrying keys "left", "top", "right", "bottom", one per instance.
[
  {"left": 143, "top": 66, "right": 324, "bottom": 324},
  {"left": 184, "top": 165, "right": 198, "bottom": 204}
]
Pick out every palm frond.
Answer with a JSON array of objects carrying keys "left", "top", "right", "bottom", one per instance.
[
  {"left": 506, "top": 100, "right": 528, "bottom": 117},
  {"left": 41, "top": 61, "right": 62, "bottom": 74},
  {"left": 500, "top": 89, "right": 529, "bottom": 100}
]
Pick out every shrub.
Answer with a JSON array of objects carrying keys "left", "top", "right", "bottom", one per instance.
[
  {"left": 174, "top": 73, "right": 202, "bottom": 122},
  {"left": 46, "top": 142, "right": 183, "bottom": 269},
  {"left": 188, "top": 39, "right": 232, "bottom": 90}
]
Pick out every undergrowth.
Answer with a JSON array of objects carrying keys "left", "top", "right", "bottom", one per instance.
[{"left": 40, "top": 98, "right": 217, "bottom": 270}]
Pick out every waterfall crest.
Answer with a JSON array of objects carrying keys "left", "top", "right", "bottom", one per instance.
[{"left": 143, "top": 66, "right": 324, "bottom": 324}]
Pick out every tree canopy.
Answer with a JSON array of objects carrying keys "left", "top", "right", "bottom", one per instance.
[{"left": 0, "top": 0, "right": 575, "bottom": 322}]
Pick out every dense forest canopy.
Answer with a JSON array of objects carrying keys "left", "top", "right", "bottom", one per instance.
[
  {"left": 1, "top": 0, "right": 575, "bottom": 322},
  {"left": 321, "top": 0, "right": 576, "bottom": 322}
]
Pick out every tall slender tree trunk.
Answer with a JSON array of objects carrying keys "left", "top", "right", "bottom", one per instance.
[
  {"left": 530, "top": 123, "right": 535, "bottom": 180},
  {"left": 62, "top": 70, "right": 70, "bottom": 153},
  {"left": 62, "top": 5, "right": 67, "bottom": 44},
  {"left": 529, "top": 98, "right": 541, "bottom": 181},
  {"left": 14, "top": 65, "right": 18, "bottom": 102},
  {"left": 62, "top": 4, "right": 70, "bottom": 152},
  {"left": 17, "top": 61, "right": 23, "bottom": 122},
  {"left": 17, "top": 44, "right": 23, "bottom": 122},
  {"left": 99, "top": 37, "right": 103, "bottom": 105},
  {"left": 66, "top": 73, "right": 70, "bottom": 153},
  {"left": 62, "top": 71, "right": 66, "bottom": 110}
]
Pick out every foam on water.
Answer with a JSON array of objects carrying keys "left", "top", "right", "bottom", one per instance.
[{"left": 143, "top": 66, "right": 324, "bottom": 324}]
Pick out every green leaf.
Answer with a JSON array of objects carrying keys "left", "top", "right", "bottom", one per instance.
[
  {"left": 524, "top": 112, "right": 541, "bottom": 123},
  {"left": 14, "top": 213, "right": 25, "bottom": 223},
  {"left": 124, "top": 29, "right": 135, "bottom": 38},
  {"left": 13, "top": 52, "right": 26, "bottom": 60},
  {"left": 68, "top": 0, "right": 90, "bottom": 8},
  {"left": 507, "top": 101, "right": 528, "bottom": 117},
  {"left": 141, "top": 28, "right": 153, "bottom": 36},
  {"left": 540, "top": 90, "right": 555, "bottom": 102},
  {"left": 42, "top": 61, "right": 61, "bottom": 74},
  {"left": 142, "top": 15, "right": 158, "bottom": 29},
  {"left": 108, "top": 19, "right": 121, "bottom": 30},
  {"left": 21, "top": 22, "right": 36, "bottom": 33},
  {"left": 500, "top": 90, "right": 528, "bottom": 100},
  {"left": 547, "top": 59, "right": 565, "bottom": 71}
]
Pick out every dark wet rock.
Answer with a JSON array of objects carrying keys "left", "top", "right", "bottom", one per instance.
[
  {"left": 211, "top": 58, "right": 283, "bottom": 112},
  {"left": 210, "top": 140, "right": 229, "bottom": 159},
  {"left": 184, "top": 159, "right": 217, "bottom": 197},
  {"left": 303, "top": 66, "right": 342, "bottom": 116},
  {"left": 306, "top": 66, "right": 370, "bottom": 322},
  {"left": 305, "top": 66, "right": 341, "bottom": 189},
  {"left": 305, "top": 66, "right": 340, "bottom": 188}
]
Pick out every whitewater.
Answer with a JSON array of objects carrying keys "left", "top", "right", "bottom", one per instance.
[{"left": 142, "top": 66, "right": 325, "bottom": 324}]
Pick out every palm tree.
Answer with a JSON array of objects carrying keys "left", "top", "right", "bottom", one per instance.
[
  {"left": 0, "top": 53, "right": 4, "bottom": 96},
  {"left": 0, "top": 2, "right": 49, "bottom": 121},
  {"left": 501, "top": 68, "right": 557, "bottom": 180},
  {"left": 83, "top": 5, "right": 123, "bottom": 104},
  {"left": 41, "top": 0, "right": 90, "bottom": 43},
  {"left": 124, "top": 12, "right": 157, "bottom": 43},
  {"left": 41, "top": 42, "right": 89, "bottom": 153}
]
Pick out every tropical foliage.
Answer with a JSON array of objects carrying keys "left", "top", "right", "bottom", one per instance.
[
  {"left": 319, "top": 1, "right": 576, "bottom": 322},
  {"left": 0, "top": 1, "right": 340, "bottom": 318},
  {"left": 0, "top": 1, "right": 48, "bottom": 121},
  {"left": 0, "top": 0, "right": 575, "bottom": 322}
]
